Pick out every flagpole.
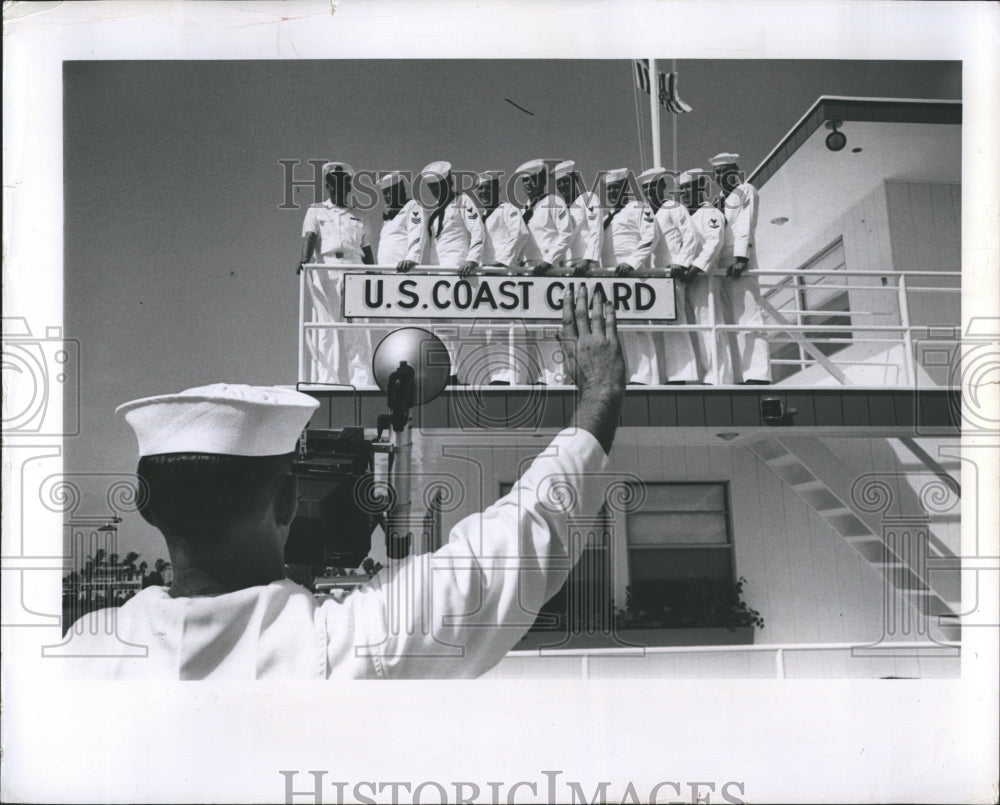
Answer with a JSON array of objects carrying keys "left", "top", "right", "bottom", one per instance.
[
  {"left": 649, "top": 58, "right": 661, "bottom": 168},
  {"left": 671, "top": 59, "right": 678, "bottom": 173}
]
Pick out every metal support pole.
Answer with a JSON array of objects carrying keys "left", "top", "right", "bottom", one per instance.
[
  {"left": 649, "top": 58, "right": 661, "bottom": 169},
  {"left": 897, "top": 274, "right": 916, "bottom": 386}
]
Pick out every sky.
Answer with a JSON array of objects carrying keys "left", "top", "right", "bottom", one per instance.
[{"left": 63, "top": 59, "right": 961, "bottom": 563}]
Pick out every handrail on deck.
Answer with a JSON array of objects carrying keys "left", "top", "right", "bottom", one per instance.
[{"left": 297, "top": 264, "right": 961, "bottom": 389}]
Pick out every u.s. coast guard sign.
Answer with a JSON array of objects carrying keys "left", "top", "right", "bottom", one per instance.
[{"left": 343, "top": 273, "right": 676, "bottom": 320}]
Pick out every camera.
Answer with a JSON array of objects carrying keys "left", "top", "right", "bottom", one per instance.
[
  {"left": 284, "top": 426, "right": 382, "bottom": 574},
  {"left": 2, "top": 317, "right": 80, "bottom": 436}
]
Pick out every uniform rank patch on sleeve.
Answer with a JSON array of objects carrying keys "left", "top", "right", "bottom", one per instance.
[
  {"left": 709, "top": 218, "right": 721, "bottom": 229},
  {"left": 467, "top": 209, "right": 479, "bottom": 219}
]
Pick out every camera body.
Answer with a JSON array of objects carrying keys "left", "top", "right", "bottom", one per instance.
[{"left": 284, "top": 426, "right": 380, "bottom": 574}]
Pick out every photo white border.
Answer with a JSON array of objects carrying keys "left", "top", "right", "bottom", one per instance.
[{"left": 3, "top": 2, "right": 997, "bottom": 802}]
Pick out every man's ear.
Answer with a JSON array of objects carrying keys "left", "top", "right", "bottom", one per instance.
[{"left": 273, "top": 473, "right": 298, "bottom": 527}]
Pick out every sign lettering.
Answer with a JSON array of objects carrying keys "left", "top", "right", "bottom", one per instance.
[{"left": 342, "top": 274, "right": 676, "bottom": 320}]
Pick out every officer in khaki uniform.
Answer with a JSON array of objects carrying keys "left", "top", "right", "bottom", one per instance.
[
  {"left": 710, "top": 152, "right": 772, "bottom": 384},
  {"left": 638, "top": 167, "right": 700, "bottom": 383},
  {"left": 677, "top": 168, "right": 732, "bottom": 385},
  {"left": 600, "top": 168, "right": 661, "bottom": 385},
  {"left": 298, "top": 162, "right": 375, "bottom": 387}
]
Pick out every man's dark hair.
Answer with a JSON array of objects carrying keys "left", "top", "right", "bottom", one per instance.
[{"left": 137, "top": 453, "right": 293, "bottom": 541}]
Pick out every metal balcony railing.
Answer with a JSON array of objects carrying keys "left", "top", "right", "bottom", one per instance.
[{"left": 298, "top": 264, "right": 961, "bottom": 389}]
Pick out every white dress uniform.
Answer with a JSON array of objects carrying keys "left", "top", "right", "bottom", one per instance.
[
  {"left": 479, "top": 201, "right": 530, "bottom": 384},
  {"left": 301, "top": 200, "right": 374, "bottom": 386},
  {"left": 718, "top": 181, "right": 772, "bottom": 383},
  {"left": 65, "top": 428, "right": 610, "bottom": 679},
  {"left": 652, "top": 199, "right": 701, "bottom": 382},
  {"left": 685, "top": 202, "right": 733, "bottom": 385},
  {"left": 422, "top": 192, "right": 486, "bottom": 381},
  {"left": 520, "top": 193, "right": 574, "bottom": 384},
  {"left": 377, "top": 198, "right": 422, "bottom": 266},
  {"left": 601, "top": 199, "right": 661, "bottom": 385},
  {"left": 566, "top": 191, "right": 603, "bottom": 265}
]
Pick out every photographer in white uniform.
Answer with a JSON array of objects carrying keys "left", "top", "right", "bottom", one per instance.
[{"left": 65, "top": 286, "right": 626, "bottom": 679}]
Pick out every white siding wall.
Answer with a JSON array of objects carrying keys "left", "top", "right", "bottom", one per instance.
[{"left": 415, "top": 431, "right": 959, "bottom": 678}]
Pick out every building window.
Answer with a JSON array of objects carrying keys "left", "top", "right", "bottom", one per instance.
[
  {"left": 500, "top": 482, "right": 613, "bottom": 633},
  {"left": 767, "top": 238, "right": 852, "bottom": 383},
  {"left": 623, "top": 483, "right": 736, "bottom": 627}
]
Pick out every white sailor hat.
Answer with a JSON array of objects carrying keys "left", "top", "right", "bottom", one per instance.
[
  {"left": 419, "top": 160, "right": 452, "bottom": 183},
  {"left": 377, "top": 171, "right": 406, "bottom": 190},
  {"left": 515, "top": 158, "right": 547, "bottom": 177},
  {"left": 117, "top": 383, "right": 319, "bottom": 458},
  {"left": 637, "top": 166, "right": 668, "bottom": 187},
  {"left": 322, "top": 161, "right": 355, "bottom": 178},
  {"left": 553, "top": 160, "right": 576, "bottom": 180},
  {"left": 472, "top": 170, "right": 501, "bottom": 188},
  {"left": 709, "top": 152, "right": 740, "bottom": 167},
  {"left": 678, "top": 168, "right": 711, "bottom": 185},
  {"left": 605, "top": 168, "right": 629, "bottom": 184}
]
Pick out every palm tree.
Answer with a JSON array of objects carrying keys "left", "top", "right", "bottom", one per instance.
[
  {"left": 122, "top": 551, "right": 140, "bottom": 579},
  {"left": 148, "top": 558, "right": 172, "bottom": 587}
]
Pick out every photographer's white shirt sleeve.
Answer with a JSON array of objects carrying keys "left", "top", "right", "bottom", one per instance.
[
  {"left": 62, "top": 428, "right": 611, "bottom": 680},
  {"left": 351, "top": 426, "right": 611, "bottom": 678}
]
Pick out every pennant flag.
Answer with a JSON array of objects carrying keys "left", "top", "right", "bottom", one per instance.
[
  {"left": 658, "top": 71, "right": 693, "bottom": 114},
  {"left": 634, "top": 59, "right": 651, "bottom": 95}
]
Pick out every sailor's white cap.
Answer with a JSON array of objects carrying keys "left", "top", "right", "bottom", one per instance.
[
  {"left": 516, "top": 158, "right": 547, "bottom": 177},
  {"left": 472, "top": 170, "right": 501, "bottom": 188},
  {"left": 637, "top": 166, "right": 668, "bottom": 187},
  {"left": 709, "top": 152, "right": 740, "bottom": 167},
  {"left": 553, "top": 160, "right": 576, "bottom": 180},
  {"left": 377, "top": 171, "right": 406, "bottom": 190},
  {"left": 678, "top": 168, "right": 711, "bottom": 185},
  {"left": 322, "top": 162, "right": 355, "bottom": 178},
  {"left": 419, "top": 160, "right": 452, "bottom": 182},
  {"left": 605, "top": 168, "right": 629, "bottom": 184},
  {"left": 117, "top": 384, "right": 319, "bottom": 457}
]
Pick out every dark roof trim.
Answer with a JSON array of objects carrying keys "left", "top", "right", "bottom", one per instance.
[{"left": 749, "top": 96, "right": 962, "bottom": 190}]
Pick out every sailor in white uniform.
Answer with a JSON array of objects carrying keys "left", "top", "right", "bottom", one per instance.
[
  {"left": 517, "top": 158, "right": 574, "bottom": 383},
  {"left": 600, "top": 167, "right": 660, "bottom": 385},
  {"left": 63, "top": 286, "right": 626, "bottom": 679},
  {"left": 638, "top": 167, "right": 700, "bottom": 383},
  {"left": 376, "top": 171, "right": 422, "bottom": 268},
  {"left": 677, "top": 168, "right": 732, "bottom": 385},
  {"left": 554, "top": 159, "right": 602, "bottom": 277},
  {"left": 710, "top": 152, "right": 772, "bottom": 384},
  {"left": 401, "top": 160, "right": 485, "bottom": 382},
  {"left": 298, "top": 162, "right": 375, "bottom": 387},
  {"left": 473, "top": 170, "right": 530, "bottom": 384}
]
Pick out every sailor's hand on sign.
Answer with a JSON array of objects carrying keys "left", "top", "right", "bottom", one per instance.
[
  {"left": 296, "top": 261, "right": 305, "bottom": 276},
  {"left": 727, "top": 257, "right": 748, "bottom": 279},
  {"left": 571, "top": 258, "right": 595, "bottom": 277},
  {"left": 397, "top": 260, "right": 415, "bottom": 274},
  {"left": 560, "top": 285, "right": 626, "bottom": 453},
  {"left": 532, "top": 261, "right": 553, "bottom": 276},
  {"left": 669, "top": 264, "right": 686, "bottom": 279},
  {"left": 615, "top": 263, "right": 635, "bottom": 277},
  {"left": 458, "top": 261, "right": 478, "bottom": 278}
]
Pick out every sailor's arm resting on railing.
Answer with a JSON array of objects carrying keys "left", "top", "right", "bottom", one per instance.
[
  {"left": 361, "top": 285, "right": 626, "bottom": 678},
  {"left": 397, "top": 201, "right": 425, "bottom": 273}
]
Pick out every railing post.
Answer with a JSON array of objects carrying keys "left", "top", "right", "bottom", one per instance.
[
  {"left": 708, "top": 274, "right": 719, "bottom": 385},
  {"left": 298, "top": 268, "right": 306, "bottom": 383},
  {"left": 897, "top": 273, "right": 915, "bottom": 386},
  {"left": 775, "top": 648, "right": 785, "bottom": 678}
]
